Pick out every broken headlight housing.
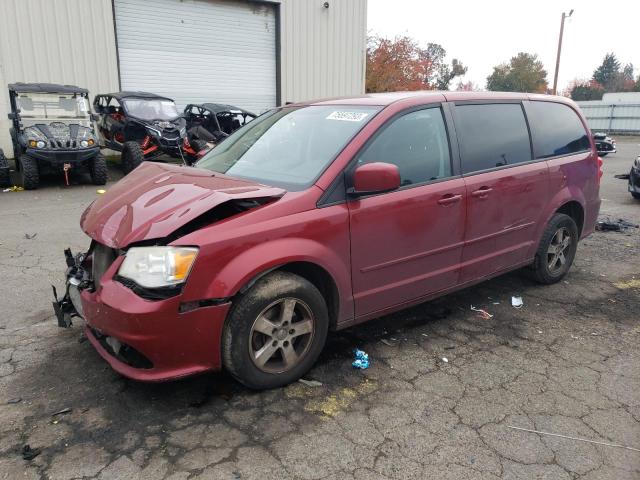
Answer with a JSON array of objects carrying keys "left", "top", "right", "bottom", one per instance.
[{"left": 118, "top": 247, "right": 198, "bottom": 289}]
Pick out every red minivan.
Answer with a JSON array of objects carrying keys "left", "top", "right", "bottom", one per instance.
[{"left": 54, "top": 91, "right": 601, "bottom": 389}]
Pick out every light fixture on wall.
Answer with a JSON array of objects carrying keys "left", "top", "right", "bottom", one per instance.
[{"left": 322, "top": 2, "right": 329, "bottom": 8}]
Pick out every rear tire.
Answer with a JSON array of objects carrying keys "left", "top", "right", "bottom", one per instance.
[
  {"left": 19, "top": 154, "right": 39, "bottom": 190},
  {"left": 121, "top": 141, "right": 144, "bottom": 174},
  {"left": 222, "top": 271, "right": 329, "bottom": 390},
  {"left": 631, "top": 192, "right": 640, "bottom": 200},
  {"left": 0, "top": 149, "right": 10, "bottom": 188},
  {"left": 531, "top": 213, "right": 578, "bottom": 284},
  {"left": 89, "top": 153, "right": 108, "bottom": 185}
]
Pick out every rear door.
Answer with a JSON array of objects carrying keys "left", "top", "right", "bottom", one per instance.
[
  {"left": 348, "top": 106, "right": 466, "bottom": 317},
  {"left": 451, "top": 102, "right": 550, "bottom": 283}
]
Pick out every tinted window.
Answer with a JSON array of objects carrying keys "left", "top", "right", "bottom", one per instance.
[
  {"left": 455, "top": 103, "right": 531, "bottom": 174},
  {"left": 527, "top": 101, "right": 590, "bottom": 158},
  {"left": 358, "top": 108, "right": 451, "bottom": 186}
]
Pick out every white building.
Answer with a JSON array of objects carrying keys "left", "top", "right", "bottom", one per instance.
[{"left": 0, "top": 0, "right": 367, "bottom": 156}]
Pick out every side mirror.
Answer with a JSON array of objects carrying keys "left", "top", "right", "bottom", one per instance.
[
  {"left": 7, "top": 113, "right": 16, "bottom": 120},
  {"left": 348, "top": 162, "right": 401, "bottom": 197}
]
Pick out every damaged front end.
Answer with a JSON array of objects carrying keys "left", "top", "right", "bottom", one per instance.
[{"left": 52, "top": 248, "right": 93, "bottom": 327}]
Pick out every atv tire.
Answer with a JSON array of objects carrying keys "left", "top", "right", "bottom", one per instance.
[
  {"left": 89, "top": 153, "right": 108, "bottom": 185},
  {"left": 0, "top": 149, "right": 10, "bottom": 188},
  {"left": 121, "top": 141, "right": 144, "bottom": 174},
  {"left": 19, "top": 154, "right": 39, "bottom": 190}
]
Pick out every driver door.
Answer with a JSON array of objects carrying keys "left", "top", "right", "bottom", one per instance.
[{"left": 348, "top": 106, "right": 466, "bottom": 317}]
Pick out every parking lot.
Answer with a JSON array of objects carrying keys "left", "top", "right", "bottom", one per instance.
[{"left": 0, "top": 141, "right": 638, "bottom": 479}]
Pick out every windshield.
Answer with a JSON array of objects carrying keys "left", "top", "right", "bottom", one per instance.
[
  {"left": 122, "top": 99, "right": 179, "bottom": 121},
  {"left": 16, "top": 93, "right": 89, "bottom": 119},
  {"left": 196, "top": 105, "right": 381, "bottom": 189}
]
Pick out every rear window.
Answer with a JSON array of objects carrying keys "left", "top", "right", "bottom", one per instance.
[
  {"left": 454, "top": 103, "right": 532, "bottom": 174},
  {"left": 527, "top": 101, "right": 591, "bottom": 158}
]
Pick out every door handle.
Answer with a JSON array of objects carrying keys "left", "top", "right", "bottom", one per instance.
[
  {"left": 437, "top": 194, "right": 463, "bottom": 205},
  {"left": 471, "top": 187, "right": 493, "bottom": 198}
]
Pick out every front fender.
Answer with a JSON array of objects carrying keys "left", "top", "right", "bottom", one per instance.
[{"left": 183, "top": 237, "right": 353, "bottom": 323}]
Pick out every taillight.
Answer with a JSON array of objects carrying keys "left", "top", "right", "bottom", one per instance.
[{"left": 597, "top": 156, "right": 603, "bottom": 184}]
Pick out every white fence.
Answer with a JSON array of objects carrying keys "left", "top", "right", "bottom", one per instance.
[{"left": 576, "top": 101, "right": 640, "bottom": 134}]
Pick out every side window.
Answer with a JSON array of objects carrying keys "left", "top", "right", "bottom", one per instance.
[
  {"left": 357, "top": 108, "right": 451, "bottom": 186},
  {"left": 527, "top": 101, "right": 590, "bottom": 158},
  {"left": 455, "top": 103, "right": 531, "bottom": 174}
]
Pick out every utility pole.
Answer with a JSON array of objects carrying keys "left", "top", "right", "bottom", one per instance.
[{"left": 552, "top": 9, "right": 573, "bottom": 95}]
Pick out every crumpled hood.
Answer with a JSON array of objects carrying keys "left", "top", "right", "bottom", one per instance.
[{"left": 81, "top": 162, "right": 285, "bottom": 248}]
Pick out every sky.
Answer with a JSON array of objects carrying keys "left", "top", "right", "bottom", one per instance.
[{"left": 367, "top": 0, "right": 640, "bottom": 92}]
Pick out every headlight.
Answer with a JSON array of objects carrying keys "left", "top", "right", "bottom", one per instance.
[
  {"left": 118, "top": 246, "right": 198, "bottom": 288},
  {"left": 80, "top": 140, "right": 89, "bottom": 148},
  {"left": 147, "top": 126, "right": 161, "bottom": 137},
  {"left": 36, "top": 140, "right": 46, "bottom": 148}
]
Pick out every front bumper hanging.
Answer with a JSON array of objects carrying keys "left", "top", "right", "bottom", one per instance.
[{"left": 52, "top": 248, "right": 91, "bottom": 327}]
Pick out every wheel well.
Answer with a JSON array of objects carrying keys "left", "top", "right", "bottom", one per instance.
[
  {"left": 556, "top": 201, "right": 584, "bottom": 236},
  {"left": 274, "top": 262, "right": 340, "bottom": 331}
]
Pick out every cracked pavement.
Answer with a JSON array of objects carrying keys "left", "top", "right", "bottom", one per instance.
[{"left": 1, "top": 142, "right": 639, "bottom": 479}]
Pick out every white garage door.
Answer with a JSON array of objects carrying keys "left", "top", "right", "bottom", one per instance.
[{"left": 114, "top": 0, "right": 277, "bottom": 114}]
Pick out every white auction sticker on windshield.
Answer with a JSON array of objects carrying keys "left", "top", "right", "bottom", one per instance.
[{"left": 326, "top": 111, "right": 369, "bottom": 122}]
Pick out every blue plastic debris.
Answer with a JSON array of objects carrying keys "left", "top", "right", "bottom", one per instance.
[{"left": 352, "top": 349, "right": 369, "bottom": 369}]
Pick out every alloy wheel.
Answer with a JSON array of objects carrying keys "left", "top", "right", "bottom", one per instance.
[
  {"left": 248, "top": 298, "right": 315, "bottom": 374},
  {"left": 547, "top": 227, "right": 571, "bottom": 274}
]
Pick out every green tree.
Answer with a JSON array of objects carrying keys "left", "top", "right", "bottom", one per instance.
[
  {"left": 486, "top": 53, "right": 548, "bottom": 93},
  {"left": 592, "top": 53, "right": 621, "bottom": 90},
  {"left": 569, "top": 79, "right": 605, "bottom": 101}
]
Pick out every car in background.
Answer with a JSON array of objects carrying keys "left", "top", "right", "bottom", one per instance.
[
  {"left": 93, "top": 92, "right": 202, "bottom": 172},
  {"left": 54, "top": 91, "right": 601, "bottom": 389},
  {"left": 630, "top": 154, "right": 640, "bottom": 200},
  {"left": 593, "top": 132, "right": 616, "bottom": 156},
  {"left": 8, "top": 83, "right": 106, "bottom": 189}
]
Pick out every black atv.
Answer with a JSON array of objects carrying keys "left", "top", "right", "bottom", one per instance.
[
  {"left": 8, "top": 83, "right": 106, "bottom": 190},
  {"left": 93, "top": 92, "right": 202, "bottom": 173},
  {"left": 0, "top": 149, "right": 10, "bottom": 188},
  {"left": 184, "top": 102, "right": 257, "bottom": 148}
]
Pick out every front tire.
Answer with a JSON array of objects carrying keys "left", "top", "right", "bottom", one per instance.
[
  {"left": 0, "top": 149, "right": 10, "bottom": 188},
  {"left": 19, "top": 154, "right": 39, "bottom": 190},
  {"left": 631, "top": 192, "right": 640, "bottom": 200},
  {"left": 531, "top": 213, "right": 578, "bottom": 284},
  {"left": 89, "top": 153, "right": 108, "bottom": 185},
  {"left": 222, "top": 271, "right": 329, "bottom": 390},
  {"left": 121, "top": 141, "right": 144, "bottom": 174}
]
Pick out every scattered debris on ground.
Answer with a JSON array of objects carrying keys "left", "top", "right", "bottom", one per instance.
[
  {"left": 352, "top": 349, "right": 369, "bottom": 369},
  {"left": 24, "top": 233, "right": 37, "bottom": 240},
  {"left": 2, "top": 186, "right": 23, "bottom": 193},
  {"left": 441, "top": 357, "right": 449, "bottom": 363},
  {"left": 380, "top": 339, "right": 394, "bottom": 346},
  {"left": 51, "top": 407, "right": 72, "bottom": 417},
  {"left": 298, "top": 379, "right": 323, "bottom": 387},
  {"left": 614, "top": 173, "right": 630, "bottom": 180},
  {"left": 511, "top": 296, "right": 524, "bottom": 309},
  {"left": 7, "top": 397, "right": 22, "bottom": 404},
  {"left": 21, "top": 445, "right": 41, "bottom": 461},
  {"left": 470, "top": 305, "right": 493, "bottom": 319},
  {"left": 507, "top": 425, "right": 640, "bottom": 453},
  {"left": 596, "top": 217, "right": 639, "bottom": 232}
]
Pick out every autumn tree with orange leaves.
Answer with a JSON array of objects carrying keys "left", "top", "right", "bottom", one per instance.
[{"left": 366, "top": 35, "right": 467, "bottom": 93}]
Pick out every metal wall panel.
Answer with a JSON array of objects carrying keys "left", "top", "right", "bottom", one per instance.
[
  {"left": 0, "top": 0, "right": 120, "bottom": 156},
  {"left": 577, "top": 101, "right": 640, "bottom": 134},
  {"left": 114, "top": 0, "right": 277, "bottom": 113},
  {"left": 279, "top": 0, "right": 367, "bottom": 104}
]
